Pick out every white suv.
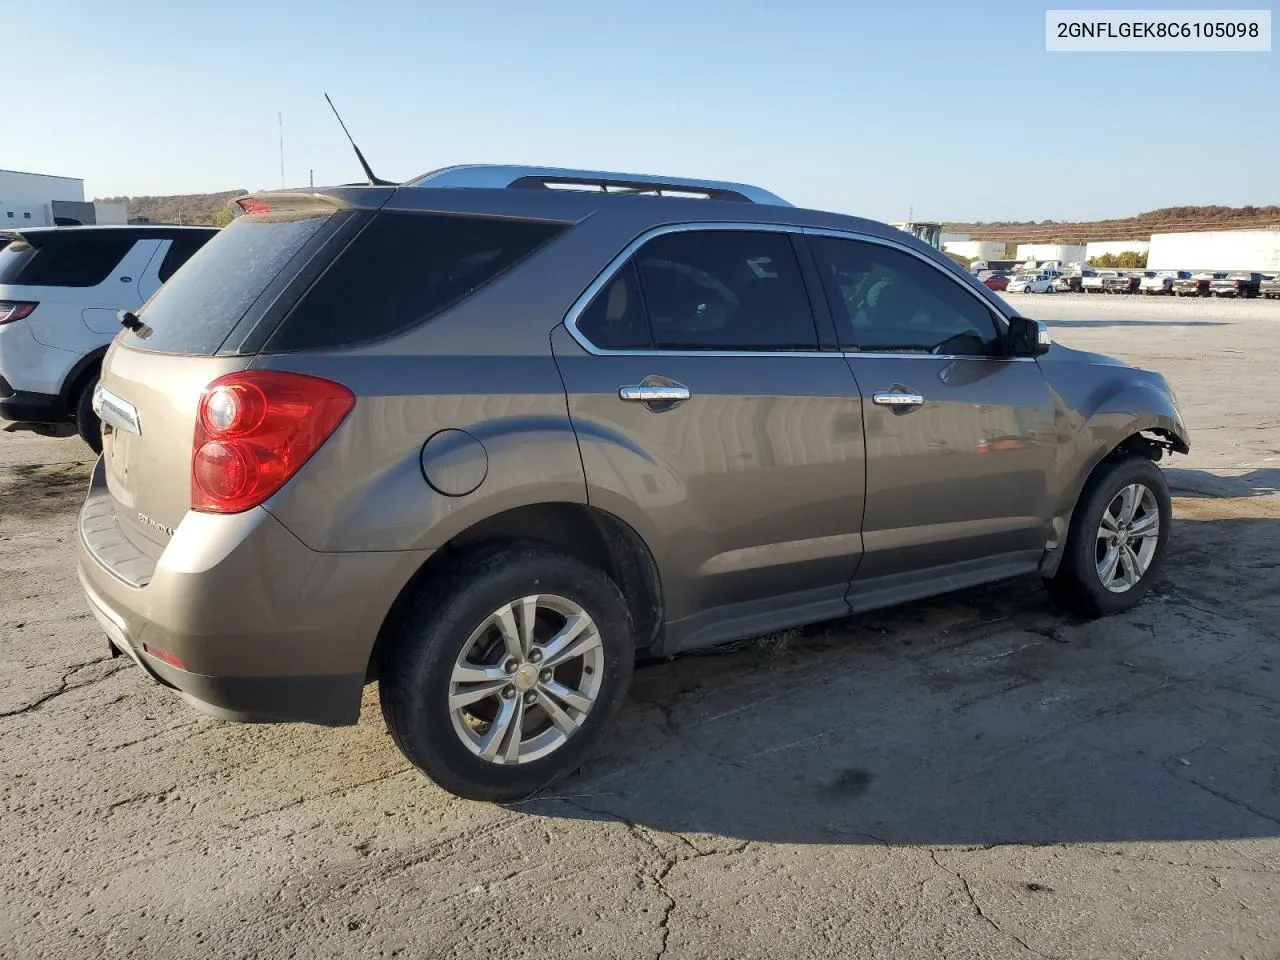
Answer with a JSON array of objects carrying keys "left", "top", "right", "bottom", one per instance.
[{"left": 0, "top": 225, "right": 215, "bottom": 450}]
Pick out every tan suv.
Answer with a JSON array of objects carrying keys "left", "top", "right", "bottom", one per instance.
[{"left": 77, "top": 165, "right": 1188, "bottom": 800}]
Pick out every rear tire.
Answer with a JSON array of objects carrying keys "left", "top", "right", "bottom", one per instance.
[
  {"left": 380, "top": 544, "right": 635, "bottom": 801},
  {"left": 1046, "top": 456, "right": 1171, "bottom": 618},
  {"left": 73, "top": 381, "right": 102, "bottom": 455}
]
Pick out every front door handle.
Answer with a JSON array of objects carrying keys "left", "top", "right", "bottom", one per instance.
[
  {"left": 872, "top": 391, "right": 924, "bottom": 407},
  {"left": 619, "top": 384, "right": 692, "bottom": 403}
]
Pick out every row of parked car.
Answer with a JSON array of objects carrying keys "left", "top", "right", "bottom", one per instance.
[{"left": 982, "top": 268, "right": 1279, "bottom": 298}]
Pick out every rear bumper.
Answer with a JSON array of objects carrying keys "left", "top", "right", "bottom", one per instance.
[
  {"left": 75, "top": 459, "right": 432, "bottom": 725},
  {"left": 82, "top": 579, "right": 365, "bottom": 724},
  {"left": 0, "top": 383, "right": 65, "bottom": 424}
]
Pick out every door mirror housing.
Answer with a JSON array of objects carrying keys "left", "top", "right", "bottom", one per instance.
[{"left": 1007, "top": 316, "right": 1051, "bottom": 357}]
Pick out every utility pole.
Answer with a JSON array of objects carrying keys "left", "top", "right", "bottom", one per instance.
[
  {"left": 278, "top": 112, "right": 285, "bottom": 188},
  {"left": 309, "top": 168, "right": 314, "bottom": 189}
]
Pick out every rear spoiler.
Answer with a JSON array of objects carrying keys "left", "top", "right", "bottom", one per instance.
[{"left": 232, "top": 187, "right": 395, "bottom": 219}]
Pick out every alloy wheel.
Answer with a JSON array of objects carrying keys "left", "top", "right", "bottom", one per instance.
[
  {"left": 448, "top": 595, "right": 604, "bottom": 765},
  {"left": 1095, "top": 483, "right": 1160, "bottom": 593}
]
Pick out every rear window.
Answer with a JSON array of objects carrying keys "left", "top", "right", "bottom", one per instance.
[
  {"left": 265, "top": 211, "right": 568, "bottom": 352},
  {"left": 156, "top": 232, "right": 216, "bottom": 284},
  {"left": 0, "top": 233, "right": 134, "bottom": 287},
  {"left": 123, "top": 213, "right": 331, "bottom": 354}
]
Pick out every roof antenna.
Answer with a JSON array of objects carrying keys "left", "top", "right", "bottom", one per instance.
[{"left": 324, "top": 93, "right": 395, "bottom": 186}]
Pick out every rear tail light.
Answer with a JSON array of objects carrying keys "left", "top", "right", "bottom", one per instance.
[
  {"left": 191, "top": 370, "right": 354, "bottom": 513},
  {"left": 0, "top": 301, "right": 38, "bottom": 325}
]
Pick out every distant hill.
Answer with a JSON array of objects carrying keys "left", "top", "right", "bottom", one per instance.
[
  {"left": 949, "top": 205, "right": 1280, "bottom": 243},
  {"left": 93, "top": 190, "right": 247, "bottom": 226}
]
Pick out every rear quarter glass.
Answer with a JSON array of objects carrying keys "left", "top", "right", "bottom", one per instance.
[
  {"left": 120, "top": 211, "right": 334, "bottom": 355},
  {"left": 263, "top": 211, "right": 569, "bottom": 353}
]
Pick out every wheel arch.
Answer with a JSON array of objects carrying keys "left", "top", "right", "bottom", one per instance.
[
  {"left": 367, "top": 501, "right": 664, "bottom": 681},
  {"left": 1040, "top": 417, "right": 1183, "bottom": 578},
  {"left": 59, "top": 345, "right": 108, "bottom": 417}
]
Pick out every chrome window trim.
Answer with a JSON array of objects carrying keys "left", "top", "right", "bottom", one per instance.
[
  {"left": 562, "top": 221, "right": 1030, "bottom": 361},
  {"left": 562, "top": 222, "right": 829, "bottom": 358}
]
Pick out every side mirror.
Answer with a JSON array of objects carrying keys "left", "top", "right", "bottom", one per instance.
[{"left": 1007, "top": 315, "right": 1051, "bottom": 357}]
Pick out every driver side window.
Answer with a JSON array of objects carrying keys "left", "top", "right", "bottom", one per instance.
[{"left": 811, "top": 236, "right": 1003, "bottom": 356}]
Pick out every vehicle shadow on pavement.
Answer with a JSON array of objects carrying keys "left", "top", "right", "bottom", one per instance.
[
  {"left": 1166, "top": 467, "right": 1280, "bottom": 498},
  {"left": 526, "top": 512, "right": 1280, "bottom": 848}
]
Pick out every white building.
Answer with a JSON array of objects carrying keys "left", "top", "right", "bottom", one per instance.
[
  {"left": 943, "top": 240, "right": 1005, "bottom": 261},
  {"left": 1085, "top": 239, "right": 1150, "bottom": 261},
  {"left": 1015, "top": 243, "right": 1088, "bottom": 264},
  {"left": 0, "top": 169, "right": 88, "bottom": 228},
  {"left": 1147, "top": 229, "right": 1280, "bottom": 272}
]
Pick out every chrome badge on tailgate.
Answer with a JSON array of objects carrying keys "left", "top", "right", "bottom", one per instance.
[{"left": 92, "top": 383, "right": 141, "bottom": 436}]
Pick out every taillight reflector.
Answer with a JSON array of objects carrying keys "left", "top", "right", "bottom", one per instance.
[
  {"left": 191, "top": 371, "right": 354, "bottom": 514},
  {"left": 142, "top": 644, "right": 185, "bottom": 669},
  {"left": 0, "top": 301, "right": 38, "bottom": 325}
]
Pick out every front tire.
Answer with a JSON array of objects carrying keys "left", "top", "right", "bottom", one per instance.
[
  {"left": 1046, "top": 456, "right": 1171, "bottom": 618},
  {"left": 380, "top": 544, "right": 635, "bottom": 801},
  {"left": 73, "top": 381, "right": 102, "bottom": 454}
]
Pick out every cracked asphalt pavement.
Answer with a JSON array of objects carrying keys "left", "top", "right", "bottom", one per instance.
[{"left": 3, "top": 294, "right": 1279, "bottom": 959}]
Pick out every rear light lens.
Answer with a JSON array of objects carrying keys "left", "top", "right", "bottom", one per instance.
[
  {"left": 0, "top": 301, "right": 38, "bottom": 325},
  {"left": 191, "top": 370, "right": 354, "bottom": 513},
  {"left": 142, "top": 644, "right": 185, "bottom": 669}
]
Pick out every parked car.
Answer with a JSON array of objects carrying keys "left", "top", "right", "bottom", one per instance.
[
  {"left": 1082, "top": 271, "right": 1111, "bottom": 293},
  {"left": 1053, "top": 270, "right": 1095, "bottom": 293},
  {"left": 1007, "top": 273, "right": 1054, "bottom": 293},
  {"left": 0, "top": 225, "right": 217, "bottom": 451},
  {"left": 1173, "top": 272, "right": 1225, "bottom": 297},
  {"left": 980, "top": 270, "right": 1009, "bottom": 291},
  {"left": 76, "top": 164, "right": 1188, "bottom": 801},
  {"left": 1210, "top": 272, "right": 1265, "bottom": 298},
  {"left": 1260, "top": 275, "right": 1280, "bottom": 299},
  {"left": 1102, "top": 271, "right": 1140, "bottom": 294},
  {"left": 1139, "top": 270, "right": 1190, "bottom": 295}
]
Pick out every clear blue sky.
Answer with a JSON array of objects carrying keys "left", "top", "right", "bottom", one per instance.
[{"left": 9, "top": 0, "right": 1277, "bottom": 221}]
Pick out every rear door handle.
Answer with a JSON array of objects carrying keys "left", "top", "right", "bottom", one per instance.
[
  {"left": 619, "top": 384, "right": 692, "bottom": 403},
  {"left": 872, "top": 391, "right": 924, "bottom": 407}
]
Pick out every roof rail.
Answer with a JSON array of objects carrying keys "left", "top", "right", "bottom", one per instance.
[{"left": 406, "top": 165, "right": 791, "bottom": 207}]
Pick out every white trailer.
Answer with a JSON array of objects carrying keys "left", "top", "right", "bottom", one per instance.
[
  {"left": 1016, "top": 243, "right": 1088, "bottom": 264},
  {"left": 1147, "top": 230, "right": 1280, "bottom": 272}
]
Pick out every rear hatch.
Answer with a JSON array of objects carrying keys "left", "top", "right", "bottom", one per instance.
[{"left": 97, "top": 194, "right": 366, "bottom": 553}]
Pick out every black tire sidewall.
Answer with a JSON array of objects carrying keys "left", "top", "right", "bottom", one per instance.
[
  {"left": 1062, "top": 457, "right": 1172, "bottom": 615},
  {"left": 74, "top": 383, "right": 102, "bottom": 454},
  {"left": 381, "top": 546, "right": 635, "bottom": 801}
]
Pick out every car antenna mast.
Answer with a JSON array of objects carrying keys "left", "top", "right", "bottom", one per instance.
[{"left": 324, "top": 93, "right": 395, "bottom": 186}]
